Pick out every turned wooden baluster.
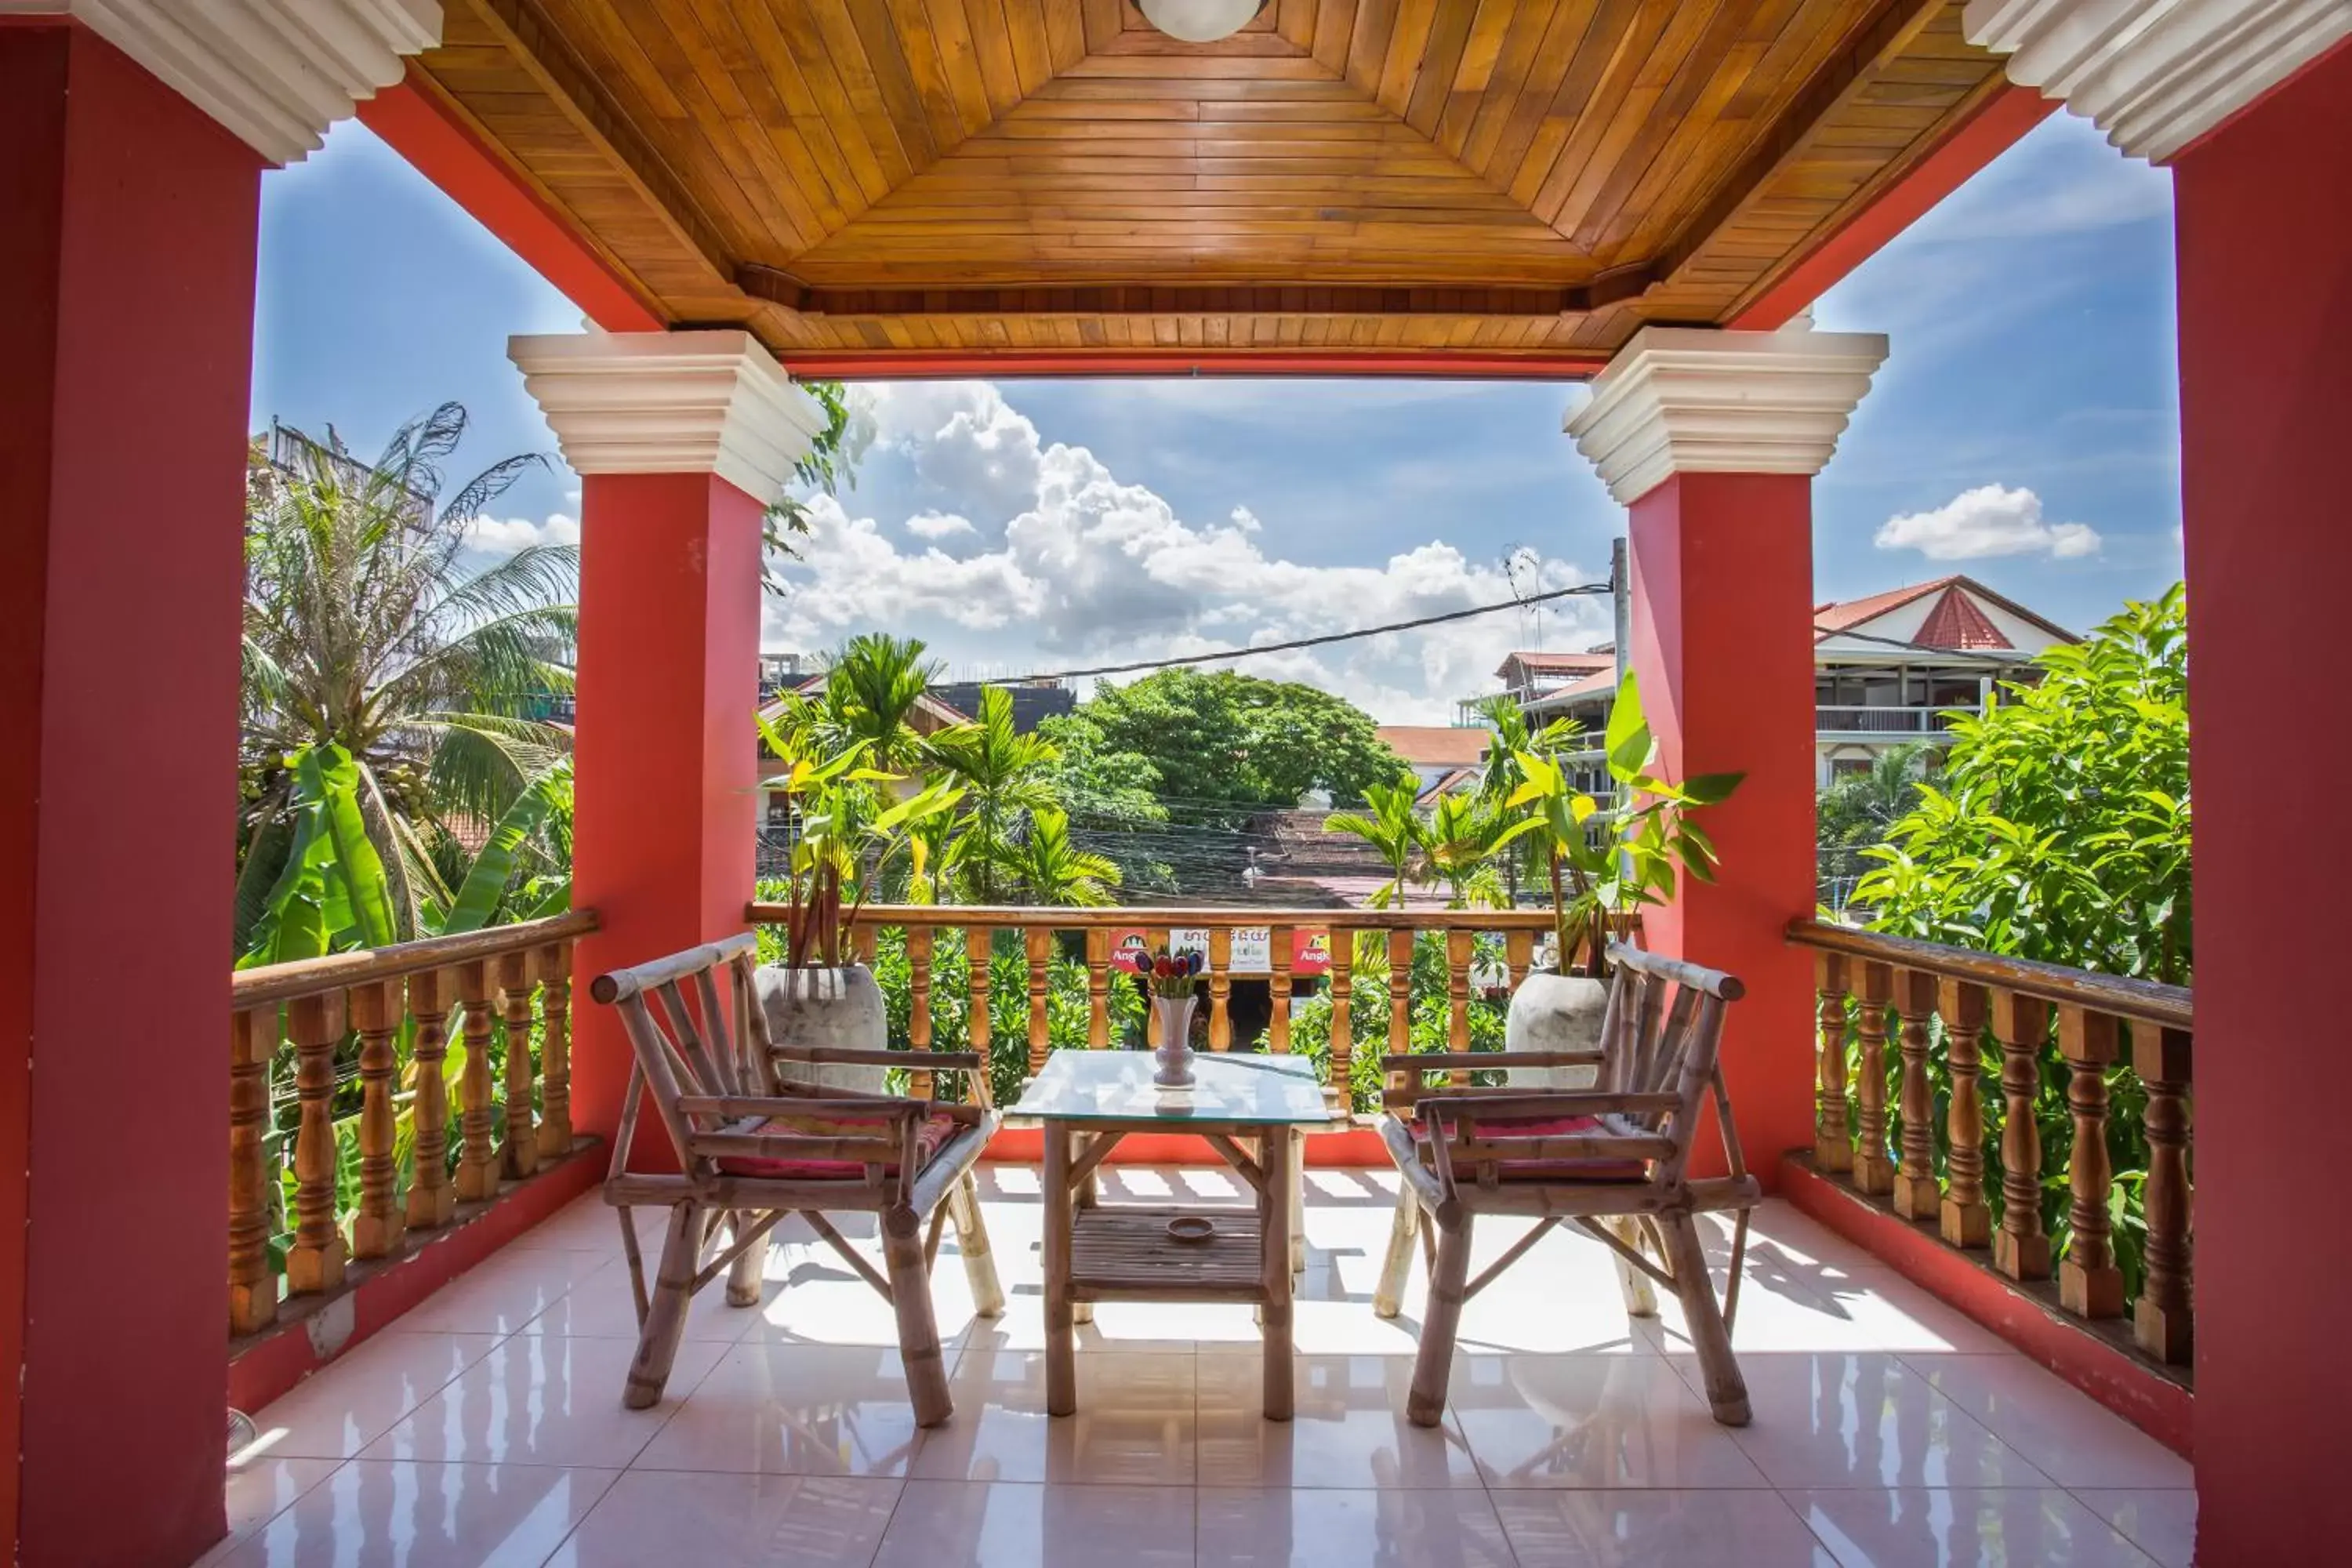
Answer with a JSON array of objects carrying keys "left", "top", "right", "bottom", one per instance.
[
  {"left": 1813, "top": 952, "right": 1852, "bottom": 1173},
  {"left": 1852, "top": 960, "right": 1896, "bottom": 1195},
  {"left": 285, "top": 991, "right": 350, "bottom": 1294},
  {"left": 348, "top": 979, "right": 408, "bottom": 1259},
  {"left": 1144, "top": 926, "right": 1171, "bottom": 1047},
  {"left": 1892, "top": 968, "right": 1940, "bottom": 1221},
  {"left": 1990, "top": 989, "right": 2052, "bottom": 1280},
  {"left": 1936, "top": 978, "right": 1991, "bottom": 1247},
  {"left": 1268, "top": 925, "right": 1294, "bottom": 1055},
  {"left": 2134, "top": 1025, "right": 2194, "bottom": 1363},
  {"left": 1083, "top": 928, "right": 1110, "bottom": 1047},
  {"left": 1208, "top": 927, "right": 1233, "bottom": 1049},
  {"left": 497, "top": 949, "right": 538, "bottom": 1180},
  {"left": 1024, "top": 926, "right": 1052, "bottom": 1073},
  {"left": 1327, "top": 926, "right": 1355, "bottom": 1105},
  {"left": 907, "top": 926, "right": 936, "bottom": 1097},
  {"left": 1505, "top": 927, "right": 1534, "bottom": 989},
  {"left": 453, "top": 959, "right": 499, "bottom": 1203},
  {"left": 2056, "top": 1005, "right": 2123, "bottom": 1318},
  {"left": 405, "top": 968, "right": 456, "bottom": 1228},
  {"left": 228, "top": 1007, "right": 278, "bottom": 1334},
  {"left": 854, "top": 921, "right": 878, "bottom": 967},
  {"left": 1385, "top": 929, "right": 1414, "bottom": 1091},
  {"left": 1445, "top": 928, "right": 1474, "bottom": 1083},
  {"left": 535, "top": 942, "right": 573, "bottom": 1161},
  {"left": 966, "top": 927, "right": 993, "bottom": 1069}
]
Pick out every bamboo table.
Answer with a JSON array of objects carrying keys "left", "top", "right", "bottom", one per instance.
[{"left": 1014, "top": 1050, "right": 1337, "bottom": 1421}]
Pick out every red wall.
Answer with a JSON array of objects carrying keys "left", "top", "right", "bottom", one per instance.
[
  {"left": 2172, "top": 39, "right": 2352, "bottom": 1566},
  {"left": 0, "top": 21, "right": 256, "bottom": 1564},
  {"left": 571, "top": 473, "right": 765, "bottom": 1152},
  {"left": 1627, "top": 473, "right": 1820, "bottom": 1180}
]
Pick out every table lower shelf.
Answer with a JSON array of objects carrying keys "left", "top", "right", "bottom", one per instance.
[{"left": 1066, "top": 1207, "right": 1269, "bottom": 1305}]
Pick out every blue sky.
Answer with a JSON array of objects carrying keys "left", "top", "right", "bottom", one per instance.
[{"left": 252, "top": 107, "right": 2181, "bottom": 722}]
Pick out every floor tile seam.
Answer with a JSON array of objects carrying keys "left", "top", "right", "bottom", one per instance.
[
  {"left": 261, "top": 1331, "right": 514, "bottom": 1458},
  {"left": 520, "top": 1464, "right": 635, "bottom": 1568},
  {"left": 223, "top": 1454, "right": 350, "bottom": 1549}
]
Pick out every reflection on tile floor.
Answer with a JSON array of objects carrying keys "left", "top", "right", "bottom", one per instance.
[{"left": 214, "top": 1166, "right": 2190, "bottom": 1566}]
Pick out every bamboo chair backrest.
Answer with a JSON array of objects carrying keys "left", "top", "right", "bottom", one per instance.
[
  {"left": 590, "top": 934, "right": 929, "bottom": 1195},
  {"left": 1592, "top": 942, "right": 1744, "bottom": 1189}
]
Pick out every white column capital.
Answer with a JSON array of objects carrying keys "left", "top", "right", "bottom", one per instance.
[
  {"left": 508, "top": 330, "right": 828, "bottom": 508},
  {"left": 1, "top": 1, "right": 441, "bottom": 165},
  {"left": 1564, "top": 323, "right": 1889, "bottom": 506},
  {"left": 1965, "top": 0, "right": 2352, "bottom": 162}
]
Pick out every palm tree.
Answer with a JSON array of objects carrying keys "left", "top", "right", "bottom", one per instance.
[
  {"left": 1468, "top": 693, "right": 1580, "bottom": 901},
  {"left": 807, "top": 633, "right": 942, "bottom": 774},
  {"left": 922, "top": 686, "right": 1060, "bottom": 902},
  {"left": 1008, "top": 808, "right": 1121, "bottom": 906},
  {"left": 1421, "top": 791, "right": 1521, "bottom": 909},
  {"left": 1325, "top": 775, "right": 1428, "bottom": 909},
  {"left": 238, "top": 405, "right": 575, "bottom": 943},
  {"left": 1817, "top": 741, "right": 1934, "bottom": 907}
]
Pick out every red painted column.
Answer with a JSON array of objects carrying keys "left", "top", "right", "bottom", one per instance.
[
  {"left": 1625, "top": 474, "right": 1822, "bottom": 1177},
  {"left": 510, "top": 331, "right": 822, "bottom": 1159},
  {"left": 1567, "top": 324, "right": 1886, "bottom": 1185},
  {"left": 569, "top": 472, "right": 766, "bottom": 1142},
  {"left": 0, "top": 20, "right": 257, "bottom": 1565},
  {"left": 2170, "top": 39, "right": 2352, "bottom": 1566}
]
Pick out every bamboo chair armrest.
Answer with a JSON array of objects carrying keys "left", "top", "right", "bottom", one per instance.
[
  {"left": 1379, "top": 1051, "right": 1605, "bottom": 1074},
  {"left": 673, "top": 1093, "right": 926, "bottom": 1123},
  {"left": 1410, "top": 1090, "right": 1685, "bottom": 1123},
  {"left": 771, "top": 1045, "right": 961, "bottom": 1069}
]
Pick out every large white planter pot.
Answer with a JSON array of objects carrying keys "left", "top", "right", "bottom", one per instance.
[
  {"left": 754, "top": 963, "right": 888, "bottom": 1094},
  {"left": 1504, "top": 968, "right": 1609, "bottom": 1088}
]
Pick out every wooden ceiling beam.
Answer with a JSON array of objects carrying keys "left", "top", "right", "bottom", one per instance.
[
  {"left": 738, "top": 264, "right": 1655, "bottom": 319},
  {"left": 460, "top": 0, "right": 742, "bottom": 296},
  {"left": 1650, "top": 0, "right": 1951, "bottom": 288}
]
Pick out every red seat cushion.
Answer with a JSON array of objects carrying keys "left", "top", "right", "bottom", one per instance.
[
  {"left": 1410, "top": 1111, "right": 1650, "bottom": 1182},
  {"left": 717, "top": 1109, "right": 964, "bottom": 1181}
]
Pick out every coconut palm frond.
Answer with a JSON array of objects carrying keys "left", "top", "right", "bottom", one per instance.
[{"left": 438, "top": 452, "right": 551, "bottom": 528}]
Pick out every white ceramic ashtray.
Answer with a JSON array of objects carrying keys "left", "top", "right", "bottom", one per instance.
[{"left": 1165, "top": 1216, "right": 1215, "bottom": 1244}]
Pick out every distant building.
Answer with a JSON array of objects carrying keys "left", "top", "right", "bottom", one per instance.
[
  {"left": 1466, "top": 576, "right": 2074, "bottom": 789},
  {"left": 1374, "top": 725, "right": 1491, "bottom": 804},
  {"left": 931, "top": 679, "right": 1075, "bottom": 734}
]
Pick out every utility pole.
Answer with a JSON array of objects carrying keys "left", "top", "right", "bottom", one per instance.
[{"left": 1610, "top": 537, "right": 1631, "bottom": 689}]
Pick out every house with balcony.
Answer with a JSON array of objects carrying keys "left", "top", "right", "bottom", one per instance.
[
  {"left": 11, "top": 2, "right": 2343, "bottom": 1565},
  {"left": 1493, "top": 576, "right": 2072, "bottom": 789}
]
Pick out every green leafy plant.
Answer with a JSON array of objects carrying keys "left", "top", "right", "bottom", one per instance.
[
  {"left": 1323, "top": 775, "right": 1428, "bottom": 908},
  {"left": 1506, "top": 671, "right": 1741, "bottom": 976}
]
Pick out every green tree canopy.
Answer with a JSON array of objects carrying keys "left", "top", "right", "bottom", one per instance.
[
  {"left": 1072, "top": 669, "right": 1403, "bottom": 815},
  {"left": 1857, "top": 586, "right": 2190, "bottom": 983}
]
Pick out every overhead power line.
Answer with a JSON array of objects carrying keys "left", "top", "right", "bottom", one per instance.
[{"left": 1009, "top": 582, "right": 1612, "bottom": 684}]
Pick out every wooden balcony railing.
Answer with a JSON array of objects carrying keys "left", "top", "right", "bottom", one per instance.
[
  {"left": 227, "top": 910, "right": 597, "bottom": 1337},
  {"left": 746, "top": 903, "right": 1574, "bottom": 1111},
  {"left": 1790, "top": 918, "right": 2193, "bottom": 1374},
  {"left": 1813, "top": 704, "right": 1980, "bottom": 735}
]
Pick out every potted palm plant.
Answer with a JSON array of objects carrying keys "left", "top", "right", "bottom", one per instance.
[
  {"left": 1502, "top": 672, "right": 1741, "bottom": 1060},
  {"left": 754, "top": 707, "right": 960, "bottom": 1080}
]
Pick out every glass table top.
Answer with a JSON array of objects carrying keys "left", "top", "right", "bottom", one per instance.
[{"left": 1012, "top": 1049, "right": 1337, "bottom": 1127}]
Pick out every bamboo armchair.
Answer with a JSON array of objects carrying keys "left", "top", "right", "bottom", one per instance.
[
  {"left": 589, "top": 933, "right": 1003, "bottom": 1425},
  {"left": 1373, "top": 942, "right": 1757, "bottom": 1429}
]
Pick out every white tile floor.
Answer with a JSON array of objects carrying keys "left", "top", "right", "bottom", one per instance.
[{"left": 214, "top": 1165, "right": 2196, "bottom": 1567}]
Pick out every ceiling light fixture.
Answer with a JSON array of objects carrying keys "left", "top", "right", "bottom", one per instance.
[{"left": 1138, "top": 0, "right": 1265, "bottom": 45}]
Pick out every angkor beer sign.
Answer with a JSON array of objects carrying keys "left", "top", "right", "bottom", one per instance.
[{"left": 1109, "top": 927, "right": 1332, "bottom": 978}]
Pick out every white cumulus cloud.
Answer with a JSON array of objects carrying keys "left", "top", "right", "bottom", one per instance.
[
  {"left": 905, "top": 511, "right": 977, "bottom": 540},
  {"left": 768, "top": 384, "right": 1607, "bottom": 724},
  {"left": 464, "top": 512, "right": 579, "bottom": 551},
  {"left": 1873, "top": 485, "right": 2100, "bottom": 561}
]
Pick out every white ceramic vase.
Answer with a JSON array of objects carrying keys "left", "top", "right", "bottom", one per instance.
[
  {"left": 753, "top": 963, "right": 889, "bottom": 1093},
  {"left": 1152, "top": 994, "right": 1199, "bottom": 1087},
  {"left": 1502, "top": 967, "right": 1610, "bottom": 1088}
]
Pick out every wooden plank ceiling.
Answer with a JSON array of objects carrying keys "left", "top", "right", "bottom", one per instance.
[{"left": 415, "top": 0, "right": 2014, "bottom": 372}]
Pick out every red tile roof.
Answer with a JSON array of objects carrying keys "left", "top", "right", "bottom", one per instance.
[
  {"left": 1375, "top": 726, "right": 1490, "bottom": 767},
  {"left": 1913, "top": 585, "right": 2013, "bottom": 650},
  {"left": 1496, "top": 649, "right": 1615, "bottom": 678},
  {"left": 1813, "top": 575, "right": 2074, "bottom": 647}
]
